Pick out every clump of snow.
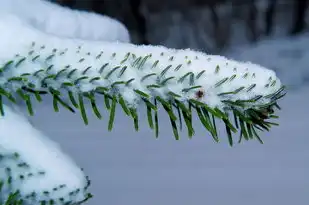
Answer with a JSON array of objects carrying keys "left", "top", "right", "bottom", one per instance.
[
  {"left": 0, "top": 14, "right": 282, "bottom": 110},
  {"left": 0, "top": 0, "right": 130, "bottom": 43},
  {"left": 228, "top": 34, "right": 309, "bottom": 89},
  {"left": 0, "top": 104, "right": 89, "bottom": 204}
]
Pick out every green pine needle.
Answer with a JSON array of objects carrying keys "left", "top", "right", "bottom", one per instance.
[
  {"left": 84, "top": 92, "right": 102, "bottom": 119},
  {"left": 0, "top": 95, "right": 4, "bottom": 116},
  {"left": 154, "top": 99, "right": 159, "bottom": 138},
  {"left": 104, "top": 94, "right": 111, "bottom": 110},
  {"left": 78, "top": 94, "right": 88, "bottom": 125},
  {"left": 68, "top": 91, "right": 79, "bottom": 108},
  {"left": 108, "top": 96, "right": 117, "bottom": 131},
  {"left": 118, "top": 95, "right": 130, "bottom": 116},
  {"left": 170, "top": 116, "right": 180, "bottom": 140},
  {"left": 129, "top": 108, "right": 139, "bottom": 131},
  {"left": 146, "top": 105, "right": 154, "bottom": 130}
]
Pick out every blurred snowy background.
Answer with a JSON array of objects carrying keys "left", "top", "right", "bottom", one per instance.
[
  {"left": 53, "top": 0, "right": 309, "bottom": 89},
  {"left": 29, "top": 0, "right": 309, "bottom": 204}
]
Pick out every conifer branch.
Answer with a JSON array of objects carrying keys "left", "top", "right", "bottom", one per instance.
[{"left": 0, "top": 16, "right": 287, "bottom": 145}]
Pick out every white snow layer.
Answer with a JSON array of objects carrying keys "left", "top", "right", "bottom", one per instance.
[
  {"left": 0, "top": 14, "right": 282, "bottom": 109},
  {"left": 0, "top": 0, "right": 130, "bottom": 43},
  {"left": 0, "top": 104, "right": 88, "bottom": 204}
]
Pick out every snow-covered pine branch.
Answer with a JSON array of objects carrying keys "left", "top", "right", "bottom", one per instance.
[
  {"left": 0, "top": 104, "right": 91, "bottom": 204},
  {"left": 0, "top": 14, "right": 286, "bottom": 144},
  {"left": 0, "top": 0, "right": 130, "bottom": 42}
]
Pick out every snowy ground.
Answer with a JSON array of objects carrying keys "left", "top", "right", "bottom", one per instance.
[{"left": 21, "top": 35, "right": 309, "bottom": 205}]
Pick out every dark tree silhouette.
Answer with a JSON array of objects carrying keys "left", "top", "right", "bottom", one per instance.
[
  {"left": 56, "top": 0, "right": 75, "bottom": 7},
  {"left": 246, "top": 0, "right": 259, "bottom": 42},
  {"left": 209, "top": 4, "right": 219, "bottom": 41},
  {"left": 90, "top": 0, "right": 105, "bottom": 14},
  {"left": 290, "top": 0, "right": 308, "bottom": 35},
  {"left": 129, "top": 0, "right": 149, "bottom": 44},
  {"left": 265, "top": 0, "right": 277, "bottom": 36}
]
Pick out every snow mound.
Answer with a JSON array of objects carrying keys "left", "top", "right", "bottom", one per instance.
[
  {"left": 0, "top": 0, "right": 130, "bottom": 43},
  {"left": 0, "top": 105, "right": 90, "bottom": 204}
]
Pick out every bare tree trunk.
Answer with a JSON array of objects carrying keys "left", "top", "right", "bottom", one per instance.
[
  {"left": 265, "top": 0, "right": 277, "bottom": 36},
  {"left": 290, "top": 0, "right": 308, "bottom": 35}
]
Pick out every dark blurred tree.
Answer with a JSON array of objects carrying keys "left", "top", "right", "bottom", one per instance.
[
  {"left": 53, "top": 0, "right": 309, "bottom": 51},
  {"left": 265, "top": 0, "right": 277, "bottom": 36},
  {"left": 246, "top": 0, "right": 259, "bottom": 42},
  {"left": 208, "top": 1, "right": 231, "bottom": 51},
  {"left": 89, "top": 0, "right": 149, "bottom": 44},
  {"left": 128, "top": 0, "right": 149, "bottom": 44},
  {"left": 90, "top": 0, "right": 105, "bottom": 13},
  {"left": 56, "top": 0, "right": 75, "bottom": 7},
  {"left": 209, "top": 3, "right": 219, "bottom": 43},
  {"left": 290, "top": 0, "right": 308, "bottom": 35}
]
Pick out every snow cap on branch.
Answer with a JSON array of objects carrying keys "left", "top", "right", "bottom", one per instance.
[{"left": 0, "top": 14, "right": 286, "bottom": 144}]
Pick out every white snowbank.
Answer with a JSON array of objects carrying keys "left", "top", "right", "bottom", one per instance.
[
  {"left": 0, "top": 104, "right": 88, "bottom": 204},
  {"left": 0, "top": 0, "right": 130, "bottom": 43},
  {"left": 228, "top": 34, "right": 309, "bottom": 89}
]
